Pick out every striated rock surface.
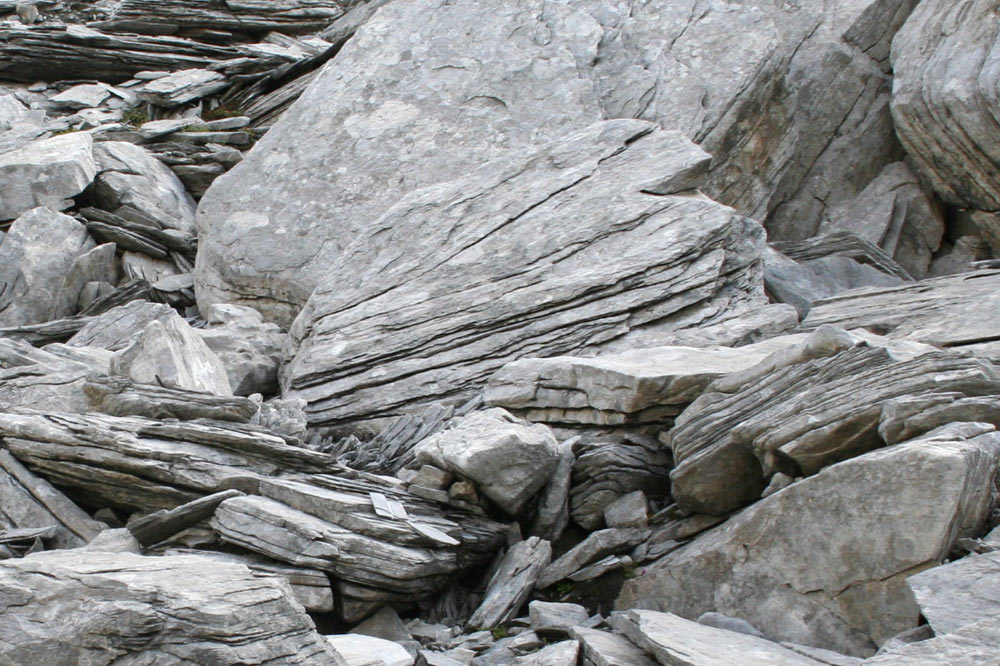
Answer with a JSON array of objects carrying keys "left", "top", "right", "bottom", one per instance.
[
  {"left": 906, "top": 551, "right": 1000, "bottom": 635},
  {"left": 619, "top": 425, "right": 1000, "bottom": 656},
  {"left": 862, "top": 615, "right": 1000, "bottom": 665},
  {"left": 197, "top": 303, "right": 288, "bottom": 396},
  {"left": 0, "top": 132, "right": 96, "bottom": 220}
]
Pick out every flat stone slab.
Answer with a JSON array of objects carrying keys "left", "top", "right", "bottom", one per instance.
[{"left": 906, "top": 551, "right": 1000, "bottom": 635}]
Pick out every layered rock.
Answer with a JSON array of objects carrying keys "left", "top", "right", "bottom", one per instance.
[
  {"left": 0, "top": 133, "right": 95, "bottom": 220},
  {"left": 906, "top": 551, "right": 1000, "bottom": 635},
  {"left": 281, "top": 120, "right": 766, "bottom": 427},
  {"left": 619, "top": 424, "right": 1000, "bottom": 656}
]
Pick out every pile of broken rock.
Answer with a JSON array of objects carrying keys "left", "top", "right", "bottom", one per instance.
[{"left": 3, "top": 0, "right": 1000, "bottom": 665}]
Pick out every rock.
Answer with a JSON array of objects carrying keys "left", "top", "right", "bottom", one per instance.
[
  {"left": 326, "top": 634, "right": 414, "bottom": 666},
  {"left": 906, "top": 551, "right": 1000, "bottom": 635},
  {"left": 878, "top": 393, "right": 1000, "bottom": 446},
  {"left": 890, "top": 0, "right": 1000, "bottom": 214},
  {"left": 513, "top": 640, "right": 579, "bottom": 666},
  {"left": 619, "top": 424, "right": 1000, "bottom": 656},
  {"left": 0, "top": 90, "right": 28, "bottom": 130},
  {"left": 668, "top": 326, "right": 1000, "bottom": 515},
  {"left": 570, "top": 626, "right": 657, "bottom": 666},
  {"left": 414, "top": 409, "right": 560, "bottom": 515},
  {"left": 0, "top": 132, "right": 96, "bottom": 220},
  {"left": 820, "top": 162, "right": 945, "bottom": 277},
  {"left": 68, "top": 300, "right": 176, "bottom": 351},
  {"left": 529, "top": 438, "right": 574, "bottom": 543},
  {"left": 351, "top": 605, "right": 412, "bottom": 643},
  {"left": 772, "top": 232, "right": 915, "bottom": 282},
  {"left": 49, "top": 83, "right": 111, "bottom": 110},
  {"left": 0, "top": 448, "right": 103, "bottom": 550},
  {"left": 93, "top": 141, "right": 198, "bottom": 234},
  {"left": 52, "top": 243, "right": 118, "bottom": 320},
  {"left": 273, "top": 119, "right": 765, "bottom": 429},
  {"left": 697, "top": 612, "right": 765, "bottom": 639},
  {"left": 126, "top": 488, "right": 244, "bottom": 548},
  {"left": 467, "top": 536, "right": 552, "bottom": 630},
  {"left": 928, "top": 235, "right": 992, "bottom": 277},
  {"left": 84, "top": 374, "right": 258, "bottom": 422},
  {"left": 81, "top": 528, "right": 142, "bottom": 554},
  {"left": 0, "top": 207, "right": 95, "bottom": 327},
  {"left": 485, "top": 335, "right": 804, "bottom": 427},
  {"left": 801, "top": 269, "right": 1000, "bottom": 361},
  {"left": 603, "top": 491, "right": 648, "bottom": 530},
  {"left": 611, "top": 610, "right": 827, "bottom": 666},
  {"left": 782, "top": 644, "right": 863, "bottom": 666},
  {"left": 136, "top": 68, "right": 228, "bottom": 107},
  {"left": 528, "top": 601, "right": 589, "bottom": 638},
  {"left": 862, "top": 615, "right": 1000, "bottom": 665},
  {"left": 0, "top": 550, "right": 343, "bottom": 664},
  {"left": 198, "top": 303, "right": 288, "bottom": 396},
  {"left": 537, "top": 528, "right": 646, "bottom": 589},
  {"left": 570, "top": 436, "right": 672, "bottom": 531}
]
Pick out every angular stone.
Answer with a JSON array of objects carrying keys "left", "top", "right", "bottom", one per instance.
[
  {"left": 611, "top": 610, "right": 827, "bottom": 666},
  {"left": 603, "top": 491, "right": 648, "bottom": 530},
  {"left": 0, "top": 551, "right": 343, "bottom": 665},
  {"left": 52, "top": 242, "right": 118, "bottom": 320},
  {"left": 68, "top": 300, "right": 176, "bottom": 351},
  {"left": 861, "top": 615, "right": 1000, "bottom": 665},
  {"left": 49, "top": 83, "right": 111, "bottom": 110},
  {"left": 414, "top": 408, "right": 559, "bottom": 515},
  {"left": 619, "top": 425, "right": 1000, "bottom": 656},
  {"left": 0, "top": 132, "right": 96, "bottom": 220},
  {"left": 197, "top": 303, "right": 288, "bottom": 396},
  {"left": 528, "top": 601, "right": 589, "bottom": 638},
  {"left": 571, "top": 626, "right": 658, "bottom": 666},
  {"left": 906, "top": 551, "right": 1000, "bottom": 635},
  {"left": 326, "top": 634, "right": 414, "bottom": 666},
  {"left": 529, "top": 439, "right": 574, "bottom": 542},
  {"left": 538, "top": 528, "right": 646, "bottom": 589},
  {"left": 0, "top": 207, "right": 95, "bottom": 327},
  {"left": 112, "top": 311, "right": 233, "bottom": 396},
  {"left": 513, "top": 640, "right": 579, "bottom": 666},
  {"left": 467, "top": 536, "right": 552, "bottom": 630},
  {"left": 136, "top": 68, "right": 227, "bottom": 106}
]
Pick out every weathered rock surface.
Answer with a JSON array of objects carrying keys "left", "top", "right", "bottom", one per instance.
[
  {"left": 0, "top": 207, "right": 95, "bottom": 327},
  {"left": 136, "top": 68, "right": 227, "bottom": 106},
  {"left": 862, "top": 615, "right": 1000, "bottom": 665},
  {"left": 414, "top": 408, "right": 559, "bottom": 515},
  {"left": 619, "top": 425, "right": 1000, "bottom": 656},
  {"left": 890, "top": 0, "right": 1000, "bottom": 215},
  {"left": 467, "top": 536, "right": 552, "bottom": 630},
  {"left": 668, "top": 326, "right": 1000, "bottom": 515},
  {"left": 0, "top": 132, "right": 96, "bottom": 220},
  {"left": 325, "top": 634, "right": 414, "bottom": 666},
  {"left": 571, "top": 626, "right": 658, "bottom": 666},
  {"left": 906, "top": 551, "right": 1000, "bottom": 635},
  {"left": 537, "top": 527, "right": 646, "bottom": 589},
  {"left": 280, "top": 120, "right": 765, "bottom": 426},
  {"left": 0, "top": 550, "right": 344, "bottom": 664},
  {"left": 67, "top": 300, "right": 175, "bottom": 351},
  {"left": 198, "top": 303, "right": 288, "bottom": 396}
]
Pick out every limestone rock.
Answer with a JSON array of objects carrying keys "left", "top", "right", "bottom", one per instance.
[
  {"left": 0, "top": 132, "right": 96, "bottom": 220},
  {"left": 0, "top": 207, "right": 95, "bottom": 327},
  {"left": 281, "top": 121, "right": 765, "bottom": 427},
  {"left": 325, "top": 634, "right": 414, "bottom": 666},
  {"left": 68, "top": 300, "right": 176, "bottom": 351},
  {"left": 0, "top": 550, "right": 343, "bottom": 665},
  {"left": 112, "top": 312, "right": 233, "bottom": 397},
  {"left": 49, "top": 83, "right": 111, "bottom": 110},
  {"left": 619, "top": 425, "right": 1000, "bottom": 656},
  {"left": 53, "top": 242, "right": 118, "bottom": 320},
  {"left": 906, "top": 551, "right": 1000, "bottom": 635},
  {"left": 198, "top": 303, "right": 288, "bottom": 396},
  {"left": 93, "top": 141, "right": 198, "bottom": 234},
  {"left": 467, "top": 536, "right": 552, "bottom": 630},
  {"left": 570, "top": 626, "right": 658, "bottom": 666},
  {"left": 537, "top": 528, "right": 646, "bottom": 589},
  {"left": 513, "top": 640, "right": 579, "bottom": 666},
  {"left": 528, "top": 601, "right": 589, "bottom": 638},
  {"left": 890, "top": 0, "right": 1000, "bottom": 213},
  {"left": 414, "top": 409, "right": 560, "bottom": 515},
  {"left": 861, "top": 615, "right": 1000, "bottom": 665},
  {"left": 136, "top": 68, "right": 227, "bottom": 107}
]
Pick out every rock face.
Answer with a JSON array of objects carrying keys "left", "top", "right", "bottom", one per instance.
[
  {"left": 862, "top": 615, "right": 1000, "bottom": 665},
  {"left": 890, "top": 0, "right": 1000, "bottom": 217},
  {"left": 906, "top": 551, "right": 1000, "bottom": 635},
  {"left": 281, "top": 120, "right": 766, "bottom": 427},
  {"left": 197, "top": 303, "right": 288, "bottom": 396},
  {"left": 618, "top": 425, "right": 1000, "bottom": 656},
  {"left": 0, "top": 132, "right": 96, "bottom": 220},
  {"left": 0, "top": 551, "right": 343, "bottom": 665}
]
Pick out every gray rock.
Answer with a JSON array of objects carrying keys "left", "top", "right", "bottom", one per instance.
[
  {"left": 467, "top": 536, "right": 552, "bottom": 630},
  {"left": 861, "top": 615, "right": 1000, "bottom": 665},
  {"left": 126, "top": 488, "right": 244, "bottom": 548},
  {"left": 197, "top": 303, "right": 288, "bottom": 396},
  {"left": 136, "top": 68, "right": 228, "bottom": 106},
  {"left": 68, "top": 300, "right": 176, "bottom": 351},
  {"left": 611, "top": 610, "right": 826, "bottom": 666},
  {"left": 928, "top": 235, "right": 992, "bottom": 278},
  {"left": 0, "top": 132, "right": 96, "bottom": 220},
  {"left": 281, "top": 120, "right": 762, "bottom": 428},
  {"left": 351, "top": 605, "right": 412, "bottom": 643},
  {"left": 781, "top": 643, "right": 863, "bottom": 666},
  {"left": 619, "top": 425, "right": 1000, "bottom": 656},
  {"left": 570, "top": 626, "right": 658, "bottom": 666},
  {"left": 49, "top": 83, "right": 111, "bottom": 110},
  {"left": 890, "top": 0, "right": 1000, "bottom": 215},
  {"left": 81, "top": 528, "right": 142, "bottom": 554},
  {"left": 485, "top": 335, "right": 804, "bottom": 427},
  {"left": 697, "top": 612, "right": 765, "bottom": 639},
  {"left": 326, "top": 634, "right": 414, "bottom": 666},
  {"left": 528, "top": 601, "right": 589, "bottom": 638},
  {"left": 603, "top": 491, "right": 648, "bottom": 530},
  {"left": 878, "top": 393, "right": 1000, "bottom": 446},
  {"left": 0, "top": 206, "right": 95, "bottom": 326},
  {"left": 0, "top": 90, "right": 28, "bottom": 131},
  {"left": 93, "top": 141, "right": 198, "bottom": 234},
  {"left": 513, "top": 640, "right": 579, "bottom": 666},
  {"left": 0, "top": 550, "right": 343, "bottom": 665},
  {"left": 112, "top": 311, "right": 233, "bottom": 396},
  {"left": 53, "top": 242, "right": 118, "bottom": 320},
  {"left": 529, "top": 438, "right": 574, "bottom": 543},
  {"left": 537, "top": 528, "right": 646, "bottom": 589},
  {"left": 668, "top": 325, "right": 1000, "bottom": 515},
  {"left": 906, "top": 551, "right": 1000, "bottom": 635},
  {"left": 414, "top": 409, "right": 560, "bottom": 515}
]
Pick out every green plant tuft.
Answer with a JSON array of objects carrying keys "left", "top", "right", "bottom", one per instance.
[{"left": 121, "top": 104, "right": 148, "bottom": 128}]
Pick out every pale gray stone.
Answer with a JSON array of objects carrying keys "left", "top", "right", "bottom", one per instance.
[
  {"left": 537, "top": 528, "right": 646, "bottom": 589},
  {"left": 112, "top": 311, "right": 233, "bottom": 397},
  {"left": 513, "top": 640, "right": 579, "bottom": 666},
  {"left": 528, "top": 601, "right": 589, "bottom": 638},
  {"left": 0, "top": 90, "right": 28, "bottom": 131},
  {"left": 906, "top": 551, "right": 1000, "bottom": 635},
  {"left": 197, "top": 303, "right": 288, "bottom": 396},
  {"left": 326, "top": 634, "right": 414, "bottom": 666},
  {"left": 862, "top": 615, "right": 1000, "bottom": 665},
  {"left": 49, "top": 83, "right": 111, "bottom": 110},
  {"left": 137, "top": 117, "right": 191, "bottom": 140},
  {"left": 781, "top": 643, "right": 863, "bottom": 666},
  {"left": 697, "top": 612, "right": 765, "bottom": 639},
  {"left": 53, "top": 242, "right": 117, "bottom": 320},
  {"left": 351, "top": 606, "right": 412, "bottom": 643},
  {"left": 529, "top": 439, "right": 574, "bottom": 543},
  {"left": 68, "top": 300, "right": 176, "bottom": 351},
  {"left": 136, "top": 68, "right": 227, "bottom": 106},
  {"left": 93, "top": 141, "right": 197, "bottom": 234},
  {"left": 611, "top": 610, "right": 826, "bottom": 666},
  {"left": 0, "top": 206, "right": 95, "bottom": 327},
  {"left": 619, "top": 426, "right": 1000, "bottom": 656},
  {"left": 570, "top": 626, "right": 657, "bottom": 666},
  {"left": 603, "top": 491, "right": 648, "bottom": 530},
  {"left": 0, "top": 132, "right": 96, "bottom": 220},
  {"left": 467, "top": 537, "right": 552, "bottom": 630},
  {"left": 414, "top": 409, "right": 560, "bottom": 516},
  {"left": 0, "top": 551, "right": 344, "bottom": 665},
  {"left": 81, "top": 528, "right": 141, "bottom": 554}
]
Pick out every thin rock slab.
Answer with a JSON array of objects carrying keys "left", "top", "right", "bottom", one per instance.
[
  {"left": 905, "top": 551, "right": 1000, "bottom": 636},
  {"left": 536, "top": 528, "right": 646, "bottom": 590},
  {"left": 83, "top": 375, "right": 258, "bottom": 422},
  {"left": 610, "top": 610, "right": 827, "bottom": 666},
  {"left": 325, "top": 634, "right": 414, "bottom": 666},
  {"left": 467, "top": 536, "right": 552, "bottom": 630},
  {"left": 618, "top": 424, "right": 1000, "bottom": 656},
  {"left": 0, "top": 550, "right": 344, "bottom": 665},
  {"left": 528, "top": 601, "right": 589, "bottom": 638},
  {"left": 136, "top": 68, "right": 228, "bottom": 107},
  {"left": 570, "top": 626, "right": 658, "bottom": 666},
  {"left": 0, "top": 133, "right": 96, "bottom": 220},
  {"left": 67, "top": 300, "right": 175, "bottom": 351},
  {"left": 513, "top": 640, "right": 579, "bottom": 666},
  {"left": 860, "top": 615, "right": 1000, "bottom": 665},
  {"left": 197, "top": 303, "right": 288, "bottom": 396}
]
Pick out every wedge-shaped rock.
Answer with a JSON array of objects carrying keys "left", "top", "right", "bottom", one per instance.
[
  {"left": 83, "top": 375, "right": 258, "bottom": 422},
  {"left": 486, "top": 336, "right": 803, "bottom": 427},
  {"left": 618, "top": 425, "right": 1000, "bottom": 656},
  {"left": 0, "top": 207, "right": 95, "bottom": 326},
  {"left": 414, "top": 408, "right": 559, "bottom": 515},
  {"left": 0, "top": 133, "right": 96, "bottom": 220},
  {"left": 198, "top": 303, "right": 288, "bottom": 396},
  {"left": 890, "top": 0, "right": 1000, "bottom": 215},
  {"left": 325, "top": 634, "right": 414, "bottom": 666},
  {"left": 112, "top": 312, "right": 233, "bottom": 397},
  {"left": 537, "top": 528, "right": 646, "bottom": 589},
  {"left": 0, "top": 551, "right": 343, "bottom": 665},
  {"left": 571, "top": 627, "right": 657, "bottom": 666},
  {"left": 68, "top": 300, "right": 175, "bottom": 351},
  {"left": 906, "top": 551, "right": 1000, "bottom": 636},
  {"left": 668, "top": 326, "right": 1000, "bottom": 515},
  {"left": 280, "top": 121, "right": 765, "bottom": 426},
  {"left": 861, "top": 615, "right": 1000, "bottom": 665},
  {"left": 467, "top": 536, "right": 552, "bottom": 630},
  {"left": 136, "top": 68, "right": 227, "bottom": 106},
  {"left": 802, "top": 269, "right": 1000, "bottom": 361},
  {"left": 611, "top": 610, "right": 826, "bottom": 666}
]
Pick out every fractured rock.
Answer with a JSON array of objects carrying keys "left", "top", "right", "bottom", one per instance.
[
  {"left": 528, "top": 601, "right": 589, "bottom": 638},
  {"left": 198, "top": 303, "right": 288, "bottom": 396},
  {"left": 0, "top": 132, "right": 96, "bottom": 220},
  {"left": 571, "top": 626, "right": 658, "bottom": 666},
  {"left": 906, "top": 550, "right": 1000, "bottom": 635},
  {"left": 136, "top": 68, "right": 227, "bottom": 107},
  {"left": 467, "top": 536, "right": 552, "bottom": 630},
  {"left": 325, "top": 634, "right": 414, "bottom": 666},
  {"left": 68, "top": 300, "right": 176, "bottom": 351},
  {"left": 862, "top": 615, "right": 1000, "bottom": 665},
  {"left": 537, "top": 528, "right": 646, "bottom": 589}
]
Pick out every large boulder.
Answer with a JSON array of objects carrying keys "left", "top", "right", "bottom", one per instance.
[
  {"left": 0, "top": 132, "right": 96, "bottom": 220},
  {"left": 281, "top": 120, "right": 768, "bottom": 427},
  {"left": 618, "top": 423, "right": 1000, "bottom": 656},
  {"left": 0, "top": 551, "right": 343, "bottom": 665}
]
